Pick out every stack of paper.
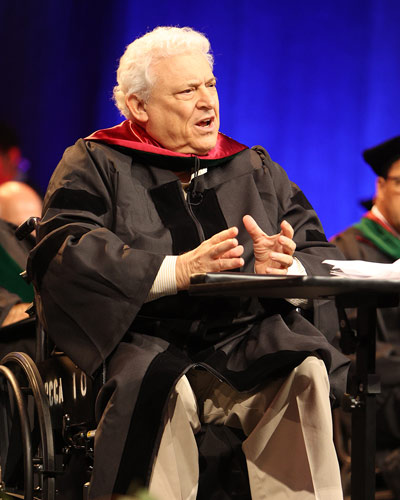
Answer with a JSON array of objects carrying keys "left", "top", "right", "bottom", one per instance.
[{"left": 322, "top": 259, "right": 400, "bottom": 279}]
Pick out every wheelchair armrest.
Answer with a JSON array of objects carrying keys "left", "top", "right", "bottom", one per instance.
[{"left": 15, "top": 216, "right": 40, "bottom": 240}]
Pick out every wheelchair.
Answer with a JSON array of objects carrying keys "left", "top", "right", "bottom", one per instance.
[{"left": 0, "top": 217, "right": 98, "bottom": 500}]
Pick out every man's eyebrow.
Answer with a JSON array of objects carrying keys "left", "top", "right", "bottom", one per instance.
[
  {"left": 174, "top": 76, "right": 217, "bottom": 93},
  {"left": 184, "top": 80, "right": 200, "bottom": 87},
  {"left": 183, "top": 76, "right": 217, "bottom": 87}
]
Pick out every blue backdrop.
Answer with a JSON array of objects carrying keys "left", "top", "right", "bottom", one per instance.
[{"left": 1, "top": 0, "right": 399, "bottom": 238}]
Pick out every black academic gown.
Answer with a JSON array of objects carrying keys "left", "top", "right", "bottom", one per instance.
[
  {"left": 28, "top": 122, "right": 350, "bottom": 497},
  {"left": 0, "top": 218, "right": 35, "bottom": 357},
  {"left": 333, "top": 225, "right": 400, "bottom": 450}
]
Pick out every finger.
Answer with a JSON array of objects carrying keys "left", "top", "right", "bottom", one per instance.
[
  {"left": 210, "top": 238, "right": 240, "bottom": 259},
  {"left": 264, "top": 266, "right": 288, "bottom": 275},
  {"left": 277, "top": 235, "right": 296, "bottom": 255},
  {"left": 243, "top": 215, "right": 265, "bottom": 239},
  {"left": 221, "top": 245, "right": 244, "bottom": 259},
  {"left": 210, "top": 226, "right": 239, "bottom": 245},
  {"left": 280, "top": 220, "right": 294, "bottom": 239},
  {"left": 216, "top": 257, "right": 245, "bottom": 272},
  {"left": 269, "top": 252, "right": 294, "bottom": 268}
]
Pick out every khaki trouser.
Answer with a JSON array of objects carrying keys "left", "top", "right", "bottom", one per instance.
[{"left": 149, "top": 356, "right": 343, "bottom": 500}]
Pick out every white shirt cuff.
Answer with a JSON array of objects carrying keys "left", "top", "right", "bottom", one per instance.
[
  {"left": 287, "top": 256, "right": 307, "bottom": 276},
  {"left": 145, "top": 256, "right": 177, "bottom": 303}
]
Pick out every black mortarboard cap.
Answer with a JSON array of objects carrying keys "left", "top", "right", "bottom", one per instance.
[{"left": 362, "top": 136, "right": 400, "bottom": 177}]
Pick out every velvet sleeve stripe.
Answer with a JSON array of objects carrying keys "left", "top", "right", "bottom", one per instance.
[
  {"left": 305, "top": 229, "right": 328, "bottom": 243},
  {"left": 47, "top": 187, "right": 107, "bottom": 216},
  {"left": 290, "top": 188, "right": 314, "bottom": 211}
]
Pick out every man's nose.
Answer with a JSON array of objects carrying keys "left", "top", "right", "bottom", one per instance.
[{"left": 197, "top": 87, "right": 216, "bottom": 109}]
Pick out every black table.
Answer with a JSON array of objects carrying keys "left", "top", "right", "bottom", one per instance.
[{"left": 189, "top": 273, "right": 400, "bottom": 500}]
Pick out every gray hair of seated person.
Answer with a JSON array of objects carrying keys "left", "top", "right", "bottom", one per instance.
[{"left": 113, "top": 26, "right": 214, "bottom": 120}]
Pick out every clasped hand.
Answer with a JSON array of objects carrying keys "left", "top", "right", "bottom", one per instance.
[{"left": 176, "top": 215, "right": 296, "bottom": 290}]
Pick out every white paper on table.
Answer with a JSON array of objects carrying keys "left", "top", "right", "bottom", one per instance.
[{"left": 322, "top": 258, "right": 400, "bottom": 279}]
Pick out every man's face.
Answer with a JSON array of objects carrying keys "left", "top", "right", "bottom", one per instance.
[
  {"left": 136, "top": 52, "right": 220, "bottom": 155},
  {"left": 375, "top": 158, "right": 400, "bottom": 233}
]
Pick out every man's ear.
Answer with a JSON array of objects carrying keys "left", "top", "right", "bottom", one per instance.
[
  {"left": 375, "top": 177, "right": 386, "bottom": 205},
  {"left": 126, "top": 94, "right": 148, "bottom": 124},
  {"left": 377, "top": 176, "right": 385, "bottom": 192}
]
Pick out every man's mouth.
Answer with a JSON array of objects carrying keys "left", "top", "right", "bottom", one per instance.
[{"left": 196, "top": 117, "right": 214, "bottom": 128}]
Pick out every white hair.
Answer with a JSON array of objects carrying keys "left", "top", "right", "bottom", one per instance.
[{"left": 113, "top": 26, "right": 214, "bottom": 120}]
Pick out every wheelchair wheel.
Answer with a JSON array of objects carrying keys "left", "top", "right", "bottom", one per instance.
[{"left": 0, "top": 352, "right": 56, "bottom": 500}]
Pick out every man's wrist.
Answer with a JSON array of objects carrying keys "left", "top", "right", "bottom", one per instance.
[{"left": 176, "top": 254, "right": 190, "bottom": 290}]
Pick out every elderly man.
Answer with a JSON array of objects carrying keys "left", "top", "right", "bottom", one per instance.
[{"left": 29, "top": 26, "right": 349, "bottom": 500}]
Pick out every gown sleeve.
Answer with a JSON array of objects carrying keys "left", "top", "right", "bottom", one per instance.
[{"left": 28, "top": 139, "right": 165, "bottom": 375}]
